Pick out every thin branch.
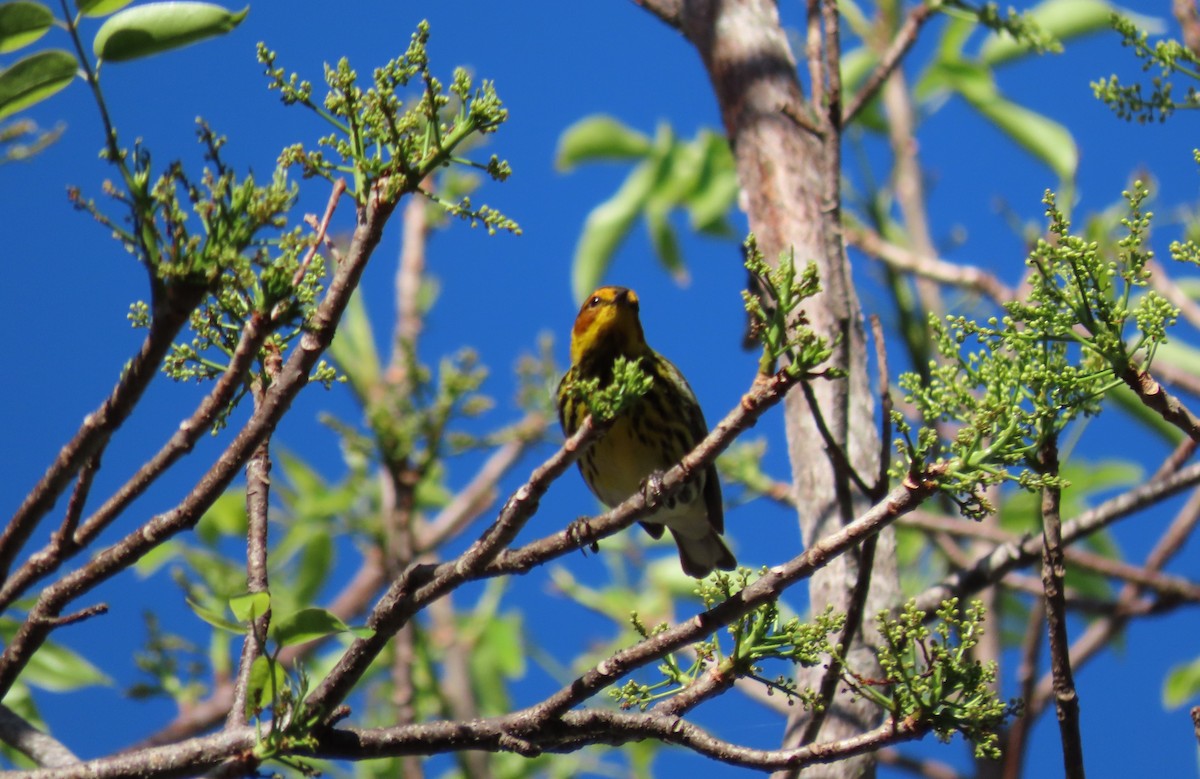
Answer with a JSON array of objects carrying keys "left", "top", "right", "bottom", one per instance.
[
  {"left": 1120, "top": 363, "right": 1200, "bottom": 441},
  {"left": 293, "top": 179, "right": 345, "bottom": 288},
  {"left": 0, "top": 284, "right": 203, "bottom": 585},
  {"left": 7, "top": 709, "right": 929, "bottom": 779},
  {"left": 318, "top": 709, "right": 930, "bottom": 772},
  {"left": 901, "top": 511, "right": 1200, "bottom": 603},
  {"left": 1002, "top": 598, "right": 1045, "bottom": 779},
  {"left": 419, "top": 414, "right": 547, "bottom": 551},
  {"left": 1038, "top": 433, "right": 1085, "bottom": 778},
  {"left": 525, "top": 475, "right": 936, "bottom": 727},
  {"left": 843, "top": 2, "right": 939, "bottom": 125},
  {"left": 878, "top": 746, "right": 967, "bottom": 779},
  {"left": 1027, "top": 485, "right": 1200, "bottom": 718},
  {"left": 0, "top": 312, "right": 274, "bottom": 611},
  {"left": 226, "top": 434, "right": 273, "bottom": 728},
  {"left": 0, "top": 177, "right": 402, "bottom": 701},
  {"left": 845, "top": 223, "right": 1014, "bottom": 301},
  {"left": 911, "top": 458, "right": 1200, "bottom": 614},
  {"left": 871, "top": 315, "right": 892, "bottom": 497}
]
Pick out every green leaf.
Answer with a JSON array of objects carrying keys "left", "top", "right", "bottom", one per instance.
[
  {"left": 327, "top": 291, "right": 380, "bottom": 400},
  {"left": 293, "top": 530, "right": 333, "bottom": 606},
  {"left": 0, "top": 2, "right": 54, "bottom": 54},
  {"left": 0, "top": 49, "right": 77, "bottom": 120},
  {"left": 645, "top": 204, "right": 686, "bottom": 284},
  {"left": 979, "top": 0, "right": 1162, "bottom": 66},
  {"left": 571, "top": 158, "right": 656, "bottom": 304},
  {"left": 556, "top": 114, "right": 651, "bottom": 170},
  {"left": 195, "top": 489, "right": 248, "bottom": 544},
  {"left": 683, "top": 131, "right": 737, "bottom": 233},
  {"left": 77, "top": 0, "right": 135, "bottom": 17},
  {"left": 271, "top": 607, "right": 349, "bottom": 647},
  {"left": 244, "top": 654, "right": 287, "bottom": 719},
  {"left": 959, "top": 88, "right": 1078, "bottom": 183},
  {"left": 186, "top": 597, "right": 243, "bottom": 633},
  {"left": 1164, "top": 656, "right": 1200, "bottom": 709},
  {"left": 229, "top": 591, "right": 270, "bottom": 623},
  {"left": 133, "top": 538, "right": 180, "bottom": 577},
  {"left": 21, "top": 641, "right": 111, "bottom": 691},
  {"left": 92, "top": 2, "right": 248, "bottom": 63}
]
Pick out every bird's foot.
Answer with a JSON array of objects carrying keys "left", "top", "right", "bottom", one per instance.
[
  {"left": 567, "top": 516, "right": 601, "bottom": 554},
  {"left": 641, "top": 470, "right": 667, "bottom": 505}
]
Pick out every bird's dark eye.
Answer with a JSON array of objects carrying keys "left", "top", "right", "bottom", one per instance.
[{"left": 588, "top": 296, "right": 602, "bottom": 308}]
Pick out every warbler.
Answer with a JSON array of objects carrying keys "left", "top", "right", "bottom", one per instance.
[{"left": 557, "top": 286, "right": 736, "bottom": 578}]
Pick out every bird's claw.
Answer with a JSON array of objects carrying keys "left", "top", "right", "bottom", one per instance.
[
  {"left": 567, "top": 516, "right": 601, "bottom": 554},
  {"left": 641, "top": 470, "right": 667, "bottom": 503}
]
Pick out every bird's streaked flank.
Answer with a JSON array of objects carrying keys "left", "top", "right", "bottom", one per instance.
[{"left": 557, "top": 286, "right": 736, "bottom": 578}]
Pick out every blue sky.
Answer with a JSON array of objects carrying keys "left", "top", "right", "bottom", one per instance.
[{"left": 3, "top": 2, "right": 1200, "bottom": 777}]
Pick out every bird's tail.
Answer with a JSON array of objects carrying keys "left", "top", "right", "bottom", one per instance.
[{"left": 669, "top": 528, "right": 736, "bottom": 579}]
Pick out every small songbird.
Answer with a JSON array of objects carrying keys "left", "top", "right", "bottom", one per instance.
[{"left": 556, "top": 286, "right": 736, "bottom": 578}]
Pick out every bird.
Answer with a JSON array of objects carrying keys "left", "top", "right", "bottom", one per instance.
[{"left": 556, "top": 285, "right": 736, "bottom": 578}]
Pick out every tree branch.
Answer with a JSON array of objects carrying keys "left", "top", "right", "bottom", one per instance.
[
  {"left": 0, "top": 177, "right": 402, "bottom": 700},
  {"left": 912, "top": 458, "right": 1200, "bottom": 614},
  {"left": 1037, "top": 434, "right": 1085, "bottom": 777}
]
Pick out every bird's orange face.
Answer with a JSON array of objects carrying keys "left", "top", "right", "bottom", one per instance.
[{"left": 570, "top": 286, "right": 647, "bottom": 365}]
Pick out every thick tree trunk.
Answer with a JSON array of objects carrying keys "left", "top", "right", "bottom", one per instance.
[{"left": 676, "top": 1, "right": 900, "bottom": 775}]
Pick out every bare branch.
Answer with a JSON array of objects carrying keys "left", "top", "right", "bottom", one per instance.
[
  {"left": 0, "top": 284, "right": 204, "bottom": 583},
  {"left": 0, "top": 312, "right": 275, "bottom": 611},
  {"left": 1037, "top": 435, "right": 1085, "bottom": 776},
  {"left": 912, "top": 458, "right": 1200, "bottom": 614},
  {"left": 0, "top": 704, "right": 78, "bottom": 769},
  {"left": 227, "top": 436, "right": 273, "bottom": 728},
  {"left": 1120, "top": 363, "right": 1200, "bottom": 441},
  {"left": 419, "top": 414, "right": 547, "bottom": 551},
  {"left": 0, "top": 178, "right": 403, "bottom": 700},
  {"left": 1002, "top": 598, "right": 1045, "bottom": 779},
  {"left": 843, "top": 2, "right": 939, "bottom": 125},
  {"left": 845, "top": 223, "right": 1015, "bottom": 302}
]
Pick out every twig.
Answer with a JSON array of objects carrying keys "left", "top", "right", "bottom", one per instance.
[
  {"left": 878, "top": 746, "right": 966, "bottom": 779},
  {"left": 293, "top": 178, "right": 346, "bottom": 287},
  {"left": 0, "top": 176, "right": 403, "bottom": 701},
  {"left": 419, "top": 414, "right": 547, "bottom": 551},
  {"left": 1037, "top": 434, "right": 1086, "bottom": 778},
  {"left": 0, "top": 284, "right": 203, "bottom": 585},
  {"left": 870, "top": 315, "right": 892, "bottom": 496},
  {"left": 900, "top": 511, "right": 1200, "bottom": 602},
  {"left": 1002, "top": 598, "right": 1045, "bottom": 779},
  {"left": 1120, "top": 363, "right": 1200, "bottom": 441},
  {"left": 226, "top": 434, "right": 273, "bottom": 728},
  {"left": 0, "top": 312, "right": 275, "bottom": 611},
  {"left": 845, "top": 223, "right": 1014, "bottom": 301},
  {"left": 911, "top": 458, "right": 1200, "bottom": 614},
  {"left": 843, "top": 2, "right": 938, "bottom": 125},
  {"left": 1027, "top": 486, "right": 1200, "bottom": 718}
]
